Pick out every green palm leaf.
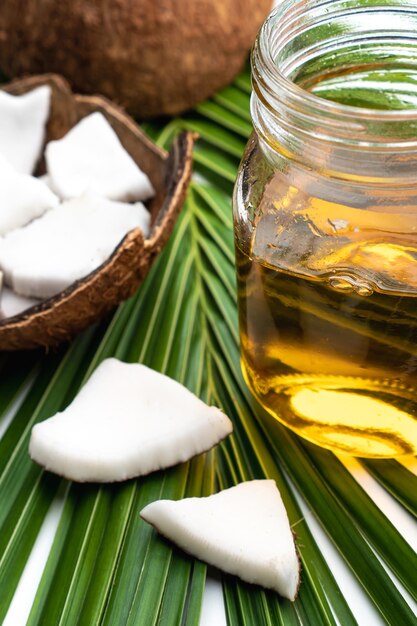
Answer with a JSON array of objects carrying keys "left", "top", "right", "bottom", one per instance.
[
  {"left": 1, "top": 66, "right": 416, "bottom": 626},
  {"left": 362, "top": 459, "right": 417, "bottom": 516}
]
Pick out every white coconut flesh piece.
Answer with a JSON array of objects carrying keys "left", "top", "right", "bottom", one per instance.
[
  {"left": 29, "top": 358, "right": 233, "bottom": 482},
  {"left": 0, "top": 193, "right": 151, "bottom": 299},
  {"left": 38, "top": 173, "right": 53, "bottom": 189},
  {"left": 0, "top": 156, "right": 59, "bottom": 236},
  {"left": 0, "top": 286, "right": 40, "bottom": 320},
  {"left": 0, "top": 85, "right": 51, "bottom": 174},
  {"left": 140, "top": 480, "right": 300, "bottom": 600},
  {"left": 45, "top": 112, "right": 155, "bottom": 202}
]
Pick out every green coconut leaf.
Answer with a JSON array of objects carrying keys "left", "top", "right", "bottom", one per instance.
[
  {"left": 180, "top": 117, "right": 246, "bottom": 158},
  {"left": 362, "top": 459, "right": 417, "bottom": 517},
  {"left": 196, "top": 101, "right": 252, "bottom": 137},
  {"left": 0, "top": 63, "right": 416, "bottom": 626}
]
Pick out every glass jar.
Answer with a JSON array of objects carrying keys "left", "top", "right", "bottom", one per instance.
[{"left": 234, "top": 0, "right": 417, "bottom": 457}]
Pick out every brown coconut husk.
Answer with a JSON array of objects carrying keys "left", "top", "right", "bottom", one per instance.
[
  {"left": 0, "top": 0, "right": 271, "bottom": 118},
  {"left": 0, "top": 74, "right": 196, "bottom": 351}
]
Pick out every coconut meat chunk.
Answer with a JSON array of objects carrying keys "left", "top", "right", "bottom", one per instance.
[
  {"left": 0, "top": 85, "right": 51, "bottom": 174},
  {"left": 0, "top": 287, "right": 39, "bottom": 319},
  {"left": 141, "top": 480, "right": 300, "bottom": 600},
  {"left": 0, "top": 156, "right": 59, "bottom": 236},
  {"left": 38, "top": 173, "right": 54, "bottom": 190},
  {"left": 29, "top": 358, "right": 233, "bottom": 482},
  {"left": 45, "top": 112, "right": 155, "bottom": 201},
  {"left": 0, "top": 193, "right": 151, "bottom": 299}
]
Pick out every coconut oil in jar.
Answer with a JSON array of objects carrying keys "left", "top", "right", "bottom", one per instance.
[{"left": 234, "top": 0, "right": 417, "bottom": 457}]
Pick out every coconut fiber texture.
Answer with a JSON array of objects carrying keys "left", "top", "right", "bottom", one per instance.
[
  {"left": 0, "top": 74, "right": 195, "bottom": 350},
  {"left": 0, "top": 0, "right": 272, "bottom": 117}
]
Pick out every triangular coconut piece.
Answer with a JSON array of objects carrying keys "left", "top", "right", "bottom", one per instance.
[
  {"left": 29, "top": 358, "right": 233, "bottom": 482},
  {"left": 0, "top": 193, "right": 151, "bottom": 299},
  {"left": 0, "top": 85, "right": 51, "bottom": 174},
  {"left": 0, "top": 155, "right": 59, "bottom": 236},
  {"left": 141, "top": 480, "right": 300, "bottom": 600},
  {"left": 45, "top": 112, "right": 155, "bottom": 201},
  {"left": 0, "top": 286, "right": 39, "bottom": 320}
]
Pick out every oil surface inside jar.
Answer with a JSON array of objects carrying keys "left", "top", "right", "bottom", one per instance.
[
  {"left": 237, "top": 244, "right": 417, "bottom": 457},
  {"left": 239, "top": 52, "right": 417, "bottom": 457}
]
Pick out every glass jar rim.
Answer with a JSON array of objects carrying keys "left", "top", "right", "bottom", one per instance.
[{"left": 252, "top": 0, "right": 417, "bottom": 151}]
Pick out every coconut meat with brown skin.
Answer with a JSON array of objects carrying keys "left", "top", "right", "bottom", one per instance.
[
  {"left": 29, "top": 358, "right": 233, "bottom": 482},
  {"left": 141, "top": 480, "right": 300, "bottom": 600},
  {"left": 0, "top": 193, "right": 151, "bottom": 299},
  {"left": 0, "top": 287, "right": 39, "bottom": 319},
  {"left": 45, "top": 112, "right": 155, "bottom": 201},
  {"left": 0, "top": 155, "right": 59, "bottom": 235},
  {"left": 0, "top": 85, "right": 51, "bottom": 174}
]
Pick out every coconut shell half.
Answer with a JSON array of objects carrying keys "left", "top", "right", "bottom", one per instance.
[{"left": 0, "top": 74, "right": 196, "bottom": 351}]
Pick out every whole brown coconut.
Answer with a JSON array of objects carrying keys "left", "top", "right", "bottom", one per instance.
[{"left": 0, "top": 0, "right": 272, "bottom": 118}]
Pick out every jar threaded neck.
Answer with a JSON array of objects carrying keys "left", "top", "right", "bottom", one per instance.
[{"left": 251, "top": 0, "right": 417, "bottom": 179}]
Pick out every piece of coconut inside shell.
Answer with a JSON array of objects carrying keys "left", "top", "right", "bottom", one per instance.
[
  {"left": 0, "top": 154, "right": 59, "bottom": 235},
  {"left": 0, "top": 287, "right": 40, "bottom": 320},
  {"left": 0, "top": 84, "right": 51, "bottom": 174},
  {"left": 0, "top": 193, "right": 152, "bottom": 299},
  {"left": 0, "top": 74, "right": 195, "bottom": 351}
]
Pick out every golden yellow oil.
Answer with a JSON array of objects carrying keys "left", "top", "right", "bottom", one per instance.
[
  {"left": 235, "top": 57, "right": 417, "bottom": 457},
  {"left": 236, "top": 243, "right": 417, "bottom": 457}
]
